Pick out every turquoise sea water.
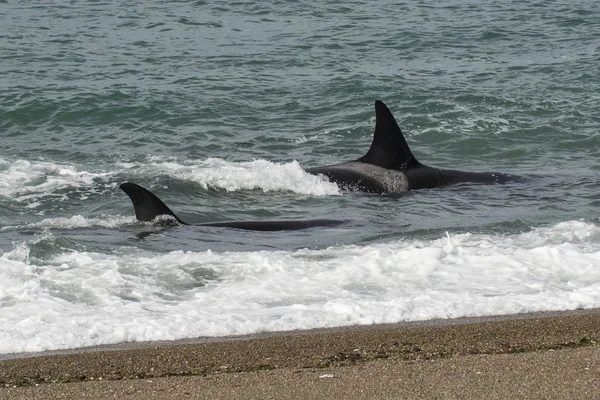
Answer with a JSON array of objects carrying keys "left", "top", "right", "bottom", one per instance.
[{"left": 1, "top": 1, "right": 600, "bottom": 354}]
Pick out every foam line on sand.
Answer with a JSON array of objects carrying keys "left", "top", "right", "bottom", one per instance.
[{"left": 2, "top": 309, "right": 600, "bottom": 399}]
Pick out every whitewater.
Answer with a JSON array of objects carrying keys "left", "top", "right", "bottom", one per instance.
[{"left": 1, "top": 157, "right": 599, "bottom": 355}]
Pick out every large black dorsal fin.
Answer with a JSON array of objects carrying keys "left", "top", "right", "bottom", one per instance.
[
  {"left": 358, "top": 100, "right": 419, "bottom": 170},
  {"left": 120, "top": 182, "right": 187, "bottom": 225}
]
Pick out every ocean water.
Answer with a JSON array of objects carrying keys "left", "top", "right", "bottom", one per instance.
[{"left": 1, "top": 1, "right": 599, "bottom": 355}]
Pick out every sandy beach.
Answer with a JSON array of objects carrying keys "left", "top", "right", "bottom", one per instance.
[{"left": 1, "top": 309, "right": 599, "bottom": 399}]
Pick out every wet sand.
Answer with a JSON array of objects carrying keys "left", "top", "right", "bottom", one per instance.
[{"left": 2, "top": 309, "right": 600, "bottom": 399}]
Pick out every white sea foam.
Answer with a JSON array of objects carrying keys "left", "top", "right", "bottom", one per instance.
[
  {"left": 0, "top": 158, "right": 114, "bottom": 205},
  {"left": 0, "top": 216, "right": 139, "bottom": 232},
  {"left": 0, "top": 157, "right": 339, "bottom": 204},
  {"left": 1, "top": 220, "right": 599, "bottom": 354},
  {"left": 118, "top": 157, "right": 341, "bottom": 196},
  {"left": 32, "top": 215, "right": 138, "bottom": 230}
]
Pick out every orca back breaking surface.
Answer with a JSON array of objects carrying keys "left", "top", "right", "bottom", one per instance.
[
  {"left": 119, "top": 182, "right": 345, "bottom": 231},
  {"left": 306, "top": 100, "right": 519, "bottom": 193}
]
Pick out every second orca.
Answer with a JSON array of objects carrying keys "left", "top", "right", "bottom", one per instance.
[
  {"left": 120, "top": 182, "right": 345, "bottom": 231},
  {"left": 306, "top": 100, "right": 520, "bottom": 193}
]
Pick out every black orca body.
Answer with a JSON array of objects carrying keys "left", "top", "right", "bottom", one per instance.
[
  {"left": 120, "top": 182, "right": 344, "bottom": 231},
  {"left": 306, "top": 101, "right": 519, "bottom": 193}
]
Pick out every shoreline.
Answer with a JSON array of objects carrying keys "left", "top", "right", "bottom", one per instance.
[
  {"left": 0, "top": 308, "right": 600, "bottom": 363},
  {"left": 3, "top": 307, "right": 598, "bottom": 362},
  {"left": 2, "top": 307, "right": 600, "bottom": 398}
]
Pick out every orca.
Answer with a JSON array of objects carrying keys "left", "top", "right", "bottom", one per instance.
[
  {"left": 120, "top": 182, "right": 345, "bottom": 231},
  {"left": 305, "top": 100, "right": 519, "bottom": 193}
]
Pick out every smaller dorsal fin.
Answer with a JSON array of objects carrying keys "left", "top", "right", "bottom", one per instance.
[
  {"left": 120, "top": 182, "right": 187, "bottom": 225},
  {"left": 358, "top": 100, "right": 419, "bottom": 170}
]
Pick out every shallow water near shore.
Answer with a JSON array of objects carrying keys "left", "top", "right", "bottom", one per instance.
[{"left": 1, "top": 1, "right": 599, "bottom": 354}]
